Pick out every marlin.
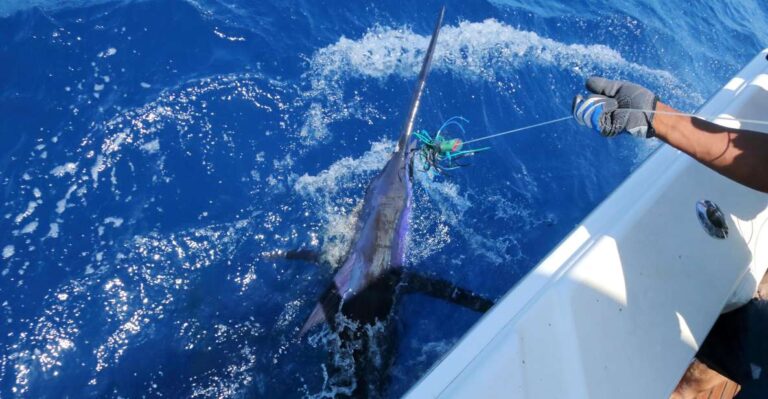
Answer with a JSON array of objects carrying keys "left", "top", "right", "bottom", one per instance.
[{"left": 291, "top": 7, "right": 494, "bottom": 396}]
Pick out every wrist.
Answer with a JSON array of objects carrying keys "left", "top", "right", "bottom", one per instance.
[{"left": 650, "top": 102, "right": 680, "bottom": 141}]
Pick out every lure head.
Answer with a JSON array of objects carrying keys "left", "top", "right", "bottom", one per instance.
[
  {"left": 413, "top": 118, "right": 488, "bottom": 175},
  {"left": 435, "top": 137, "right": 463, "bottom": 156}
]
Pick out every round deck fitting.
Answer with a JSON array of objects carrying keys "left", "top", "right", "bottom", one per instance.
[{"left": 696, "top": 200, "right": 728, "bottom": 239}]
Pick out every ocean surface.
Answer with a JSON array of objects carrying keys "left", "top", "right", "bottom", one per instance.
[{"left": 1, "top": 0, "right": 767, "bottom": 397}]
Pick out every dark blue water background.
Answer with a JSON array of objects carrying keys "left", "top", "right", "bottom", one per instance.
[{"left": 1, "top": 0, "right": 767, "bottom": 397}]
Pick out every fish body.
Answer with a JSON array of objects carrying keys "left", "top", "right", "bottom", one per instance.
[{"left": 300, "top": 6, "right": 445, "bottom": 336}]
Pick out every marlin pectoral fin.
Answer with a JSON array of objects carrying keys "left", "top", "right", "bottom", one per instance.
[
  {"left": 265, "top": 248, "right": 321, "bottom": 264},
  {"left": 401, "top": 271, "right": 494, "bottom": 313},
  {"left": 284, "top": 249, "right": 321, "bottom": 263}
]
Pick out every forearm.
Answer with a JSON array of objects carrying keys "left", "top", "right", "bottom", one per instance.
[{"left": 652, "top": 102, "right": 768, "bottom": 193}]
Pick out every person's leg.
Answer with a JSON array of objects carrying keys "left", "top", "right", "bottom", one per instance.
[
  {"left": 696, "top": 302, "right": 754, "bottom": 384},
  {"left": 671, "top": 359, "right": 730, "bottom": 399},
  {"left": 693, "top": 299, "right": 768, "bottom": 398}
]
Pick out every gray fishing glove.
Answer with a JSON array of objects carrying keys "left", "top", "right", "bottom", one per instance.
[{"left": 572, "top": 77, "right": 659, "bottom": 138}]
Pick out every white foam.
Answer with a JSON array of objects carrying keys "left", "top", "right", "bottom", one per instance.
[
  {"left": 294, "top": 139, "right": 395, "bottom": 266},
  {"left": 14, "top": 201, "right": 38, "bottom": 224},
  {"left": 98, "top": 47, "right": 117, "bottom": 58},
  {"left": 56, "top": 185, "right": 78, "bottom": 214},
  {"left": 310, "top": 19, "right": 682, "bottom": 87},
  {"left": 103, "top": 217, "right": 124, "bottom": 228},
  {"left": 298, "top": 103, "right": 331, "bottom": 143},
  {"left": 50, "top": 162, "right": 78, "bottom": 177},
  {"left": 46, "top": 223, "right": 60, "bottom": 238},
  {"left": 103, "top": 129, "right": 131, "bottom": 155},
  {"left": 140, "top": 139, "right": 160, "bottom": 154},
  {"left": 213, "top": 29, "right": 246, "bottom": 42},
  {"left": 110, "top": 167, "right": 118, "bottom": 187},
  {"left": 320, "top": 202, "right": 364, "bottom": 267},
  {"left": 2, "top": 245, "right": 14, "bottom": 259},
  {"left": 91, "top": 155, "right": 105, "bottom": 188},
  {"left": 303, "top": 19, "right": 701, "bottom": 135},
  {"left": 294, "top": 139, "right": 394, "bottom": 198},
  {"left": 20, "top": 221, "right": 38, "bottom": 235}
]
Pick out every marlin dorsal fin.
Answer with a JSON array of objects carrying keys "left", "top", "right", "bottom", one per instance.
[{"left": 397, "top": 6, "right": 445, "bottom": 155}]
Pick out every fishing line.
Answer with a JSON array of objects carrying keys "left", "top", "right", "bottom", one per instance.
[
  {"left": 460, "top": 109, "right": 768, "bottom": 146},
  {"left": 461, "top": 116, "right": 574, "bottom": 145},
  {"left": 419, "top": 108, "right": 768, "bottom": 174}
]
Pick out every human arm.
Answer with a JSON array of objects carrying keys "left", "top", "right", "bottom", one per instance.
[
  {"left": 573, "top": 77, "right": 768, "bottom": 193},
  {"left": 652, "top": 102, "right": 768, "bottom": 193}
]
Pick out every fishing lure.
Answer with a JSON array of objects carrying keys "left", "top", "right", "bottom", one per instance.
[{"left": 413, "top": 116, "right": 489, "bottom": 174}]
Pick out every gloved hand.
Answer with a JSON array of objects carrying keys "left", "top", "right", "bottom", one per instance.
[{"left": 572, "top": 77, "right": 659, "bottom": 138}]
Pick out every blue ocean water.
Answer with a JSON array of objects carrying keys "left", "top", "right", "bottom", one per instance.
[{"left": 1, "top": 0, "right": 767, "bottom": 397}]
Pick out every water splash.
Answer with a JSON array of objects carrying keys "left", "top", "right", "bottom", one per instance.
[
  {"left": 301, "top": 18, "right": 702, "bottom": 139},
  {"left": 294, "top": 139, "right": 395, "bottom": 267}
]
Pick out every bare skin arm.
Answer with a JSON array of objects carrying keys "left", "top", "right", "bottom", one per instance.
[
  {"left": 652, "top": 103, "right": 768, "bottom": 193},
  {"left": 573, "top": 77, "right": 768, "bottom": 193}
]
